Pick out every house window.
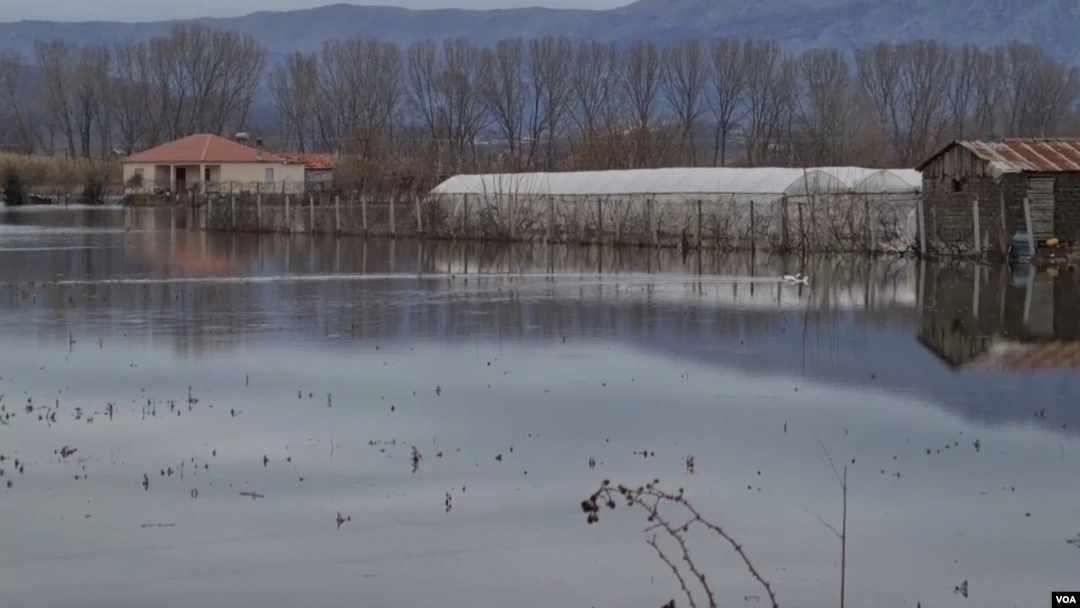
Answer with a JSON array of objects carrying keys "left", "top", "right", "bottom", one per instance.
[
  {"left": 265, "top": 167, "right": 275, "bottom": 183},
  {"left": 951, "top": 178, "right": 963, "bottom": 192},
  {"left": 134, "top": 168, "right": 144, "bottom": 179}
]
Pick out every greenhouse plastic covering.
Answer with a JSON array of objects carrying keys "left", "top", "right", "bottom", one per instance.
[{"left": 431, "top": 167, "right": 921, "bottom": 196}]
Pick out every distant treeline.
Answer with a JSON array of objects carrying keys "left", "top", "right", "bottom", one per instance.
[{"left": 0, "top": 25, "right": 1077, "bottom": 180}]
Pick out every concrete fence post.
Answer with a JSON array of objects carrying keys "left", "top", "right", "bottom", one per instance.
[
  {"left": 335, "top": 194, "right": 341, "bottom": 235},
  {"left": 230, "top": 195, "right": 236, "bottom": 231},
  {"left": 285, "top": 194, "right": 291, "bottom": 234},
  {"left": 545, "top": 196, "right": 554, "bottom": 243},
  {"left": 615, "top": 200, "right": 623, "bottom": 244},
  {"left": 309, "top": 195, "right": 315, "bottom": 234},
  {"left": 780, "top": 196, "right": 790, "bottom": 251},
  {"left": 917, "top": 195, "right": 927, "bottom": 256},
  {"left": 797, "top": 203, "right": 805, "bottom": 254},
  {"left": 462, "top": 194, "right": 470, "bottom": 239},
  {"left": 648, "top": 198, "right": 658, "bottom": 247},
  {"left": 415, "top": 196, "right": 423, "bottom": 235},
  {"left": 389, "top": 195, "right": 396, "bottom": 237},
  {"left": 696, "top": 199, "right": 703, "bottom": 248},
  {"left": 865, "top": 198, "right": 875, "bottom": 253},
  {"left": 972, "top": 196, "right": 981, "bottom": 257},
  {"left": 362, "top": 195, "right": 369, "bottom": 235},
  {"left": 595, "top": 197, "right": 602, "bottom": 245},
  {"left": 750, "top": 201, "right": 756, "bottom": 254},
  {"left": 1023, "top": 196, "right": 1034, "bottom": 254},
  {"left": 577, "top": 199, "right": 585, "bottom": 243}
]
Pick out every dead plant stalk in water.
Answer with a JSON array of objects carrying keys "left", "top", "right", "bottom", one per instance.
[
  {"left": 581, "top": 479, "right": 778, "bottom": 608},
  {"left": 810, "top": 434, "right": 847, "bottom": 608}
]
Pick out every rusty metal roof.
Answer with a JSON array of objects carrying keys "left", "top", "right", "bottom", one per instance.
[{"left": 918, "top": 138, "right": 1080, "bottom": 174}]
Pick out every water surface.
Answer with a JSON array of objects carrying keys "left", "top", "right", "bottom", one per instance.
[{"left": 0, "top": 206, "right": 1077, "bottom": 608}]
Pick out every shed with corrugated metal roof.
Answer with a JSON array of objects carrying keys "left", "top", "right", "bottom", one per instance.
[{"left": 916, "top": 138, "right": 1080, "bottom": 256}]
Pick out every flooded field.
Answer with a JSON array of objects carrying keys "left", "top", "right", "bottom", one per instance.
[{"left": 0, "top": 206, "right": 1078, "bottom": 608}]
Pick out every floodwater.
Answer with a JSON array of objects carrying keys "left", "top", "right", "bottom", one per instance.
[{"left": 0, "top": 205, "right": 1078, "bottom": 608}]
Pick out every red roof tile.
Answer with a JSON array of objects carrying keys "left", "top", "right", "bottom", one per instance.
[
  {"left": 124, "top": 134, "right": 284, "bottom": 164},
  {"left": 918, "top": 138, "right": 1080, "bottom": 173},
  {"left": 284, "top": 154, "right": 334, "bottom": 170}
]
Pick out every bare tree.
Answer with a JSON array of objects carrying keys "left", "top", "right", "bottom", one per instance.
[
  {"left": 110, "top": 41, "right": 152, "bottom": 154},
  {"left": 406, "top": 38, "right": 487, "bottom": 167},
  {"left": 406, "top": 39, "right": 442, "bottom": 144},
  {"left": 71, "top": 44, "right": 111, "bottom": 158},
  {"left": 143, "top": 25, "right": 267, "bottom": 141},
  {"left": 440, "top": 38, "right": 488, "bottom": 163},
  {"left": 741, "top": 40, "right": 794, "bottom": 166},
  {"left": 707, "top": 38, "right": 746, "bottom": 166},
  {"left": 479, "top": 38, "right": 526, "bottom": 167},
  {"left": 528, "top": 35, "right": 573, "bottom": 169},
  {"left": 662, "top": 39, "right": 708, "bottom": 165},
  {"left": 568, "top": 40, "right": 621, "bottom": 167},
  {"left": 269, "top": 51, "right": 318, "bottom": 152},
  {"left": 15, "top": 30, "right": 1080, "bottom": 179},
  {"left": 622, "top": 40, "right": 664, "bottom": 166},
  {"left": 855, "top": 42, "right": 902, "bottom": 164},
  {"left": 0, "top": 52, "right": 41, "bottom": 154},
  {"left": 894, "top": 40, "right": 952, "bottom": 164},
  {"left": 1003, "top": 42, "right": 1080, "bottom": 137},
  {"left": 316, "top": 41, "right": 361, "bottom": 153},
  {"left": 970, "top": 46, "right": 1005, "bottom": 138},
  {"left": 315, "top": 37, "right": 402, "bottom": 156},
  {"left": 943, "top": 45, "right": 977, "bottom": 139},
  {"left": 363, "top": 39, "right": 405, "bottom": 155},
  {"left": 794, "top": 48, "right": 855, "bottom": 165},
  {"left": 35, "top": 39, "right": 76, "bottom": 157}
]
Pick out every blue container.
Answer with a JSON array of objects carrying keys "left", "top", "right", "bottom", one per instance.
[
  {"left": 1011, "top": 231, "right": 1033, "bottom": 259},
  {"left": 1010, "top": 261, "right": 1032, "bottom": 286}
]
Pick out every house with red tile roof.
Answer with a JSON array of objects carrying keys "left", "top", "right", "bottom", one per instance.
[{"left": 122, "top": 134, "right": 306, "bottom": 194}]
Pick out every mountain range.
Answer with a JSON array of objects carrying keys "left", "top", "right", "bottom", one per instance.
[{"left": 0, "top": 0, "right": 1078, "bottom": 61}]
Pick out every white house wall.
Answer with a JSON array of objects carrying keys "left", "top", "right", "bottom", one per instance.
[{"left": 123, "top": 162, "right": 306, "bottom": 194}]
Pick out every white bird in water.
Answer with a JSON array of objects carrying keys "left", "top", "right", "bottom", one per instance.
[{"left": 782, "top": 273, "right": 809, "bottom": 285}]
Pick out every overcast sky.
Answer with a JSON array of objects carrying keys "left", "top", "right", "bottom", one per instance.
[{"left": 2, "top": 0, "right": 625, "bottom": 22}]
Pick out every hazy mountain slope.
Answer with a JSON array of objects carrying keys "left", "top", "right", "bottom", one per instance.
[{"left": 0, "top": 0, "right": 1077, "bottom": 60}]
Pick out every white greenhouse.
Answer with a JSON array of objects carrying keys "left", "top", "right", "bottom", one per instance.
[{"left": 429, "top": 167, "right": 923, "bottom": 251}]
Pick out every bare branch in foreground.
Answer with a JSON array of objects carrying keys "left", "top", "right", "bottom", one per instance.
[{"left": 581, "top": 479, "right": 778, "bottom": 608}]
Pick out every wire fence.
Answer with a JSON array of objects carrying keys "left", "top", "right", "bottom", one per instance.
[{"left": 195, "top": 186, "right": 922, "bottom": 254}]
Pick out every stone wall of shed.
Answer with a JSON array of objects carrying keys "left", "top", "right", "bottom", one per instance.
[
  {"left": 1047, "top": 172, "right": 1080, "bottom": 244},
  {"left": 922, "top": 174, "right": 1013, "bottom": 257},
  {"left": 994, "top": 172, "right": 1080, "bottom": 246}
]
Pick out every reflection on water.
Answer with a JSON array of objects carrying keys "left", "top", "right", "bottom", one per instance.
[
  {"left": 1, "top": 207, "right": 1078, "bottom": 608},
  {"left": 919, "top": 263, "right": 1080, "bottom": 371}
]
